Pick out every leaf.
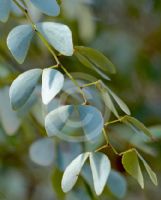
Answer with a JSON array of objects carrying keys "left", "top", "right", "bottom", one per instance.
[
  {"left": 75, "top": 46, "right": 116, "bottom": 74},
  {"left": 89, "top": 152, "right": 111, "bottom": 195},
  {"left": 36, "top": 22, "right": 73, "bottom": 56},
  {"left": 0, "top": 0, "right": 11, "bottom": 22},
  {"left": 30, "top": 0, "right": 60, "bottom": 16},
  {"left": 78, "top": 105, "right": 104, "bottom": 140},
  {"left": 101, "top": 90, "right": 119, "bottom": 118},
  {"left": 42, "top": 68, "right": 64, "bottom": 105},
  {"left": 45, "top": 105, "right": 74, "bottom": 137},
  {"left": 45, "top": 105, "right": 104, "bottom": 140},
  {"left": 137, "top": 152, "right": 158, "bottom": 186},
  {"left": 122, "top": 149, "right": 144, "bottom": 188},
  {"left": 9, "top": 69, "right": 42, "bottom": 110},
  {"left": 0, "top": 87, "right": 20, "bottom": 135},
  {"left": 29, "top": 138, "right": 55, "bottom": 166},
  {"left": 61, "top": 153, "right": 89, "bottom": 192},
  {"left": 122, "top": 116, "right": 152, "bottom": 138},
  {"left": 7, "top": 25, "right": 34, "bottom": 63},
  {"left": 107, "top": 88, "right": 131, "bottom": 115},
  {"left": 107, "top": 170, "right": 127, "bottom": 199}
]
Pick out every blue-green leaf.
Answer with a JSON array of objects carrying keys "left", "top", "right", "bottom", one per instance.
[
  {"left": 29, "top": 138, "right": 55, "bottom": 166},
  {"left": 42, "top": 68, "right": 64, "bottom": 105},
  {"left": 122, "top": 149, "right": 144, "bottom": 188},
  {"left": 30, "top": 0, "right": 60, "bottom": 16},
  {"left": 107, "top": 170, "right": 127, "bottom": 199},
  {"left": 9, "top": 69, "right": 42, "bottom": 110},
  {"left": 45, "top": 105, "right": 74, "bottom": 137},
  {"left": 7, "top": 25, "right": 34, "bottom": 63},
  {"left": 89, "top": 152, "right": 111, "bottom": 196},
  {"left": 45, "top": 105, "right": 104, "bottom": 140},
  {"left": 61, "top": 153, "right": 89, "bottom": 192},
  {"left": 36, "top": 22, "right": 74, "bottom": 56},
  {"left": 78, "top": 105, "right": 104, "bottom": 140},
  {"left": 0, "top": 0, "right": 11, "bottom": 22}
]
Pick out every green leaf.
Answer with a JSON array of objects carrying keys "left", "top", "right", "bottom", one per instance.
[
  {"left": 7, "top": 25, "right": 34, "bottom": 63},
  {"left": 101, "top": 90, "right": 119, "bottom": 118},
  {"left": 31, "top": 0, "right": 60, "bottom": 16},
  {"left": 45, "top": 105, "right": 104, "bottom": 140},
  {"left": 37, "top": 22, "right": 74, "bottom": 56},
  {"left": 122, "top": 149, "right": 144, "bottom": 188},
  {"left": 122, "top": 116, "right": 152, "bottom": 138},
  {"left": 42, "top": 68, "right": 64, "bottom": 105},
  {"left": 107, "top": 88, "right": 131, "bottom": 115},
  {"left": 107, "top": 170, "right": 127, "bottom": 199},
  {"left": 75, "top": 46, "right": 116, "bottom": 74},
  {"left": 137, "top": 152, "right": 158, "bottom": 186},
  {"left": 61, "top": 153, "right": 89, "bottom": 192},
  {"left": 0, "top": 0, "right": 11, "bottom": 22},
  {"left": 29, "top": 138, "right": 55, "bottom": 166},
  {"left": 9, "top": 69, "right": 42, "bottom": 110},
  {"left": 89, "top": 152, "right": 111, "bottom": 196}
]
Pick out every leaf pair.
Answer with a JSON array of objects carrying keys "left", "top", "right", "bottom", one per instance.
[
  {"left": 45, "top": 105, "right": 104, "bottom": 141},
  {"left": 9, "top": 68, "right": 64, "bottom": 110},
  {"left": 74, "top": 46, "right": 116, "bottom": 80},
  {"left": 61, "top": 152, "right": 111, "bottom": 196},
  {"left": 7, "top": 22, "right": 74, "bottom": 64},
  {"left": 122, "top": 149, "right": 157, "bottom": 188},
  {"left": 100, "top": 83, "right": 131, "bottom": 118}
]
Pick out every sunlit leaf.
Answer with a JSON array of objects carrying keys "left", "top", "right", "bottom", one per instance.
[
  {"left": 29, "top": 138, "right": 55, "bottom": 166},
  {"left": 89, "top": 152, "right": 111, "bottom": 195},
  {"left": 61, "top": 153, "right": 89, "bottom": 192},
  {"left": 31, "top": 0, "right": 60, "bottom": 16},
  {"left": 122, "top": 149, "right": 144, "bottom": 188},
  {"left": 37, "top": 22, "right": 74, "bottom": 56},
  {"left": 137, "top": 152, "right": 158, "bottom": 186},
  {"left": 42, "top": 68, "right": 64, "bottom": 105},
  {"left": 9, "top": 69, "right": 42, "bottom": 110},
  {"left": 7, "top": 25, "right": 34, "bottom": 63}
]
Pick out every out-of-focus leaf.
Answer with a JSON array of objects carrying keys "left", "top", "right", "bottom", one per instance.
[
  {"left": 29, "top": 138, "right": 55, "bottom": 166},
  {"left": 89, "top": 152, "right": 111, "bottom": 195},
  {"left": 61, "top": 153, "right": 89, "bottom": 192},
  {"left": 75, "top": 46, "right": 116, "bottom": 74},
  {"left": 107, "top": 170, "right": 127, "bottom": 199},
  {"left": 42, "top": 68, "right": 64, "bottom": 105},
  {"left": 0, "top": 87, "right": 21, "bottom": 135},
  {"left": 7, "top": 25, "right": 34, "bottom": 63},
  {"left": 122, "top": 149, "right": 144, "bottom": 188},
  {"left": 122, "top": 116, "right": 152, "bottom": 138},
  {"left": 0, "top": 0, "right": 10, "bottom": 22},
  {"left": 9, "top": 69, "right": 42, "bottom": 110},
  {"left": 30, "top": 0, "right": 60, "bottom": 16},
  {"left": 37, "top": 22, "right": 74, "bottom": 56}
]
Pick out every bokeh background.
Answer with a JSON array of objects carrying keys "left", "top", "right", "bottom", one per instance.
[{"left": 0, "top": 0, "right": 161, "bottom": 199}]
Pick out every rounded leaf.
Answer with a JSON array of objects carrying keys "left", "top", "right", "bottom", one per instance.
[
  {"left": 42, "top": 68, "right": 64, "bottom": 105},
  {"left": 29, "top": 138, "right": 55, "bottom": 166},
  {"left": 7, "top": 24, "right": 34, "bottom": 63},
  {"left": 9, "top": 69, "right": 42, "bottom": 110},
  {"left": 30, "top": 0, "right": 60, "bottom": 16},
  {"left": 36, "top": 22, "right": 74, "bottom": 56}
]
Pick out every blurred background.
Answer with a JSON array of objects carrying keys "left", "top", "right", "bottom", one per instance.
[{"left": 0, "top": 0, "right": 161, "bottom": 199}]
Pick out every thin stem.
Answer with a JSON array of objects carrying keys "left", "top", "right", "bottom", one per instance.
[
  {"left": 60, "top": 65, "right": 87, "bottom": 104},
  {"left": 102, "top": 128, "right": 109, "bottom": 146},
  {"left": 81, "top": 80, "right": 100, "bottom": 88},
  {"left": 104, "top": 116, "right": 125, "bottom": 126}
]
